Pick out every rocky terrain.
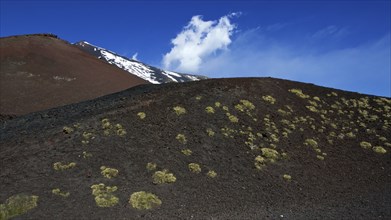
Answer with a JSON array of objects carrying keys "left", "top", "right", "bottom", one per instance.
[{"left": 1, "top": 77, "right": 390, "bottom": 219}]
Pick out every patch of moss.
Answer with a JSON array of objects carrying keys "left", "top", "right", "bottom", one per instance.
[
  {"left": 254, "top": 156, "right": 266, "bottom": 170},
  {"left": 176, "top": 134, "right": 187, "bottom": 144},
  {"left": 82, "top": 151, "right": 92, "bottom": 159},
  {"left": 207, "top": 170, "right": 217, "bottom": 178},
  {"left": 373, "top": 146, "right": 387, "bottom": 154},
  {"left": 100, "top": 166, "right": 119, "bottom": 179},
  {"left": 173, "top": 106, "right": 186, "bottom": 116},
  {"left": 53, "top": 162, "right": 76, "bottom": 171},
  {"left": 304, "top": 139, "right": 318, "bottom": 149},
  {"left": 129, "top": 191, "right": 161, "bottom": 210},
  {"left": 195, "top": 95, "right": 202, "bottom": 100},
  {"left": 181, "top": 149, "right": 192, "bottom": 156},
  {"left": 82, "top": 131, "right": 94, "bottom": 140},
  {"left": 63, "top": 126, "right": 74, "bottom": 134},
  {"left": 360, "top": 141, "right": 372, "bottom": 149},
  {"left": 262, "top": 95, "right": 276, "bottom": 104},
  {"left": 228, "top": 115, "right": 239, "bottom": 123},
  {"left": 91, "top": 183, "right": 119, "bottom": 208},
  {"left": 283, "top": 174, "right": 291, "bottom": 181},
  {"left": 215, "top": 102, "right": 221, "bottom": 108},
  {"left": 289, "top": 89, "right": 309, "bottom": 99},
  {"left": 316, "top": 155, "right": 325, "bottom": 160},
  {"left": 0, "top": 194, "right": 39, "bottom": 220},
  {"left": 52, "top": 188, "right": 70, "bottom": 198},
  {"left": 261, "top": 148, "right": 279, "bottom": 162},
  {"left": 205, "top": 106, "right": 215, "bottom": 114},
  {"left": 146, "top": 162, "right": 157, "bottom": 171},
  {"left": 188, "top": 163, "right": 201, "bottom": 173},
  {"left": 137, "top": 112, "right": 146, "bottom": 119},
  {"left": 152, "top": 170, "right": 176, "bottom": 184}
]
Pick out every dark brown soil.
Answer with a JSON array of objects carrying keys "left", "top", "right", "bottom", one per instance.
[
  {"left": 1, "top": 78, "right": 390, "bottom": 219},
  {"left": 0, "top": 34, "right": 148, "bottom": 116}
]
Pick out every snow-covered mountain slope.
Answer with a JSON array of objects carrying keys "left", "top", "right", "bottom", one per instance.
[{"left": 74, "top": 41, "right": 206, "bottom": 84}]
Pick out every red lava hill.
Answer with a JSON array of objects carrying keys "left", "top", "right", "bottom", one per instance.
[
  {"left": 0, "top": 34, "right": 148, "bottom": 116},
  {"left": 0, "top": 78, "right": 390, "bottom": 219}
]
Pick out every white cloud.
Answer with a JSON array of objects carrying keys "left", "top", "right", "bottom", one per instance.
[
  {"left": 162, "top": 14, "right": 237, "bottom": 72},
  {"left": 200, "top": 30, "right": 390, "bottom": 97},
  {"left": 131, "top": 52, "right": 138, "bottom": 61}
]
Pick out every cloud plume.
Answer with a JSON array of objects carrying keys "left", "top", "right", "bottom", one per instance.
[{"left": 162, "top": 14, "right": 237, "bottom": 73}]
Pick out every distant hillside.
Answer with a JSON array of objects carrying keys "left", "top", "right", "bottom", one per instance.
[
  {"left": 1, "top": 78, "right": 390, "bottom": 219},
  {"left": 0, "top": 34, "right": 148, "bottom": 116},
  {"left": 74, "top": 41, "right": 207, "bottom": 84}
]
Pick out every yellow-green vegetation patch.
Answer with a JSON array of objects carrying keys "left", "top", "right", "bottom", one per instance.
[
  {"left": 261, "top": 148, "right": 280, "bottom": 162},
  {"left": 188, "top": 163, "right": 201, "bottom": 173},
  {"left": 235, "top": 99, "right": 255, "bottom": 112},
  {"left": 52, "top": 188, "right": 70, "bottom": 198},
  {"left": 254, "top": 155, "right": 266, "bottom": 170},
  {"left": 173, "top": 106, "right": 186, "bottom": 116},
  {"left": 316, "top": 155, "right": 325, "bottom": 160},
  {"left": 101, "top": 118, "right": 112, "bottom": 130},
  {"left": 195, "top": 95, "right": 202, "bottom": 100},
  {"left": 304, "top": 139, "right": 318, "bottom": 149},
  {"left": 206, "top": 128, "right": 215, "bottom": 137},
  {"left": 0, "top": 194, "right": 38, "bottom": 220},
  {"left": 262, "top": 95, "right": 276, "bottom": 104},
  {"left": 152, "top": 170, "right": 176, "bottom": 184},
  {"left": 205, "top": 106, "right": 215, "bottom": 114},
  {"left": 129, "top": 191, "right": 161, "bottom": 210},
  {"left": 313, "top": 96, "right": 321, "bottom": 101},
  {"left": 373, "top": 146, "right": 387, "bottom": 154},
  {"left": 283, "top": 174, "right": 292, "bottom": 181},
  {"left": 360, "top": 141, "right": 372, "bottom": 149},
  {"left": 215, "top": 102, "right": 221, "bottom": 107},
  {"left": 228, "top": 114, "right": 239, "bottom": 123},
  {"left": 53, "top": 162, "right": 76, "bottom": 171},
  {"left": 63, "top": 126, "right": 74, "bottom": 134},
  {"left": 176, "top": 133, "right": 187, "bottom": 144},
  {"left": 115, "top": 124, "right": 127, "bottom": 137},
  {"left": 91, "top": 183, "right": 119, "bottom": 208},
  {"left": 100, "top": 166, "right": 119, "bottom": 179},
  {"left": 181, "top": 149, "right": 192, "bottom": 156},
  {"left": 137, "top": 112, "right": 146, "bottom": 119},
  {"left": 289, "top": 89, "right": 309, "bottom": 98},
  {"left": 146, "top": 162, "right": 157, "bottom": 171},
  {"left": 207, "top": 170, "right": 217, "bottom": 178},
  {"left": 82, "top": 151, "right": 92, "bottom": 159}
]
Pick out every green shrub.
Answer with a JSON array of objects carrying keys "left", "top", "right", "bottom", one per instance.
[
  {"left": 360, "top": 141, "right": 372, "bottom": 149},
  {"left": 52, "top": 188, "right": 70, "bottom": 198},
  {"left": 129, "top": 191, "right": 161, "bottom": 210},
  {"left": 261, "top": 148, "right": 279, "bottom": 162},
  {"left": 53, "top": 162, "right": 76, "bottom": 171},
  {"left": 91, "top": 183, "right": 118, "bottom": 208},
  {"left": 0, "top": 194, "right": 38, "bottom": 219},
  {"left": 215, "top": 102, "right": 221, "bottom": 107},
  {"left": 228, "top": 115, "right": 239, "bottom": 123},
  {"left": 262, "top": 95, "right": 276, "bottom": 104},
  {"left": 137, "top": 112, "right": 146, "bottom": 119},
  {"left": 173, "top": 106, "right": 186, "bottom": 115},
  {"left": 289, "top": 89, "right": 309, "bottom": 98},
  {"left": 207, "top": 170, "right": 217, "bottom": 178},
  {"left": 188, "top": 163, "right": 201, "bottom": 173},
  {"left": 304, "top": 139, "right": 318, "bottom": 149},
  {"left": 254, "top": 156, "right": 266, "bottom": 170},
  {"left": 181, "top": 149, "right": 192, "bottom": 156},
  {"left": 100, "top": 166, "right": 119, "bottom": 179},
  {"left": 152, "top": 170, "right": 176, "bottom": 184},
  {"left": 176, "top": 134, "right": 187, "bottom": 144},
  {"left": 146, "top": 162, "right": 157, "bottom": 171},
  {"left": 205, "top": 106, "right": 215, "bottom": 114},
  {"left": 206, "top": 128, "right": 215, "bottom": 137},
  {"left": 373, "top": 146, "right": 387, "bottom": 154}
]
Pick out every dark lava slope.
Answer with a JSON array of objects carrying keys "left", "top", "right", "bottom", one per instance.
[
  {"left": 1, "top": 78, "right": 390, "bottom": 219},
  {"left": 0, "top": 34, "right": 148, "bottom": 116}
]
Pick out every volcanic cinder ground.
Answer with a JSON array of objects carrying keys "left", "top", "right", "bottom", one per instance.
[{"left": 1, "top": 78, "right": 390, "bottom": 219}]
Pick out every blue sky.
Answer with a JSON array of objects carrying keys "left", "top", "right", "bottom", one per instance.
[{"left": 1, "top": 0, "right": 390, "bottom": 97}]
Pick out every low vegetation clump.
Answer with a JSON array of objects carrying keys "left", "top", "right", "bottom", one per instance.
[
  {"left": 173, "top": 106, "right": 186, "bottom": 116},
  {"left": 195, "top": 95, "right": 202, "bottom": 100},
  {"left": 288, "top": 89, "right": 310, "bottom": 98},
  {"left": 215, "top": 102, "right": 221, "bottom": 107},
  {"left": 176, "top": 134, "right": 187, "bottom": 144},
  {"left": 82, "top": 151, "right": 92, "bottom": 159},
  {"left": 207, "top": 170, "right": 217, "bottom": 178},
  {"left": 188, "top": 163, "right": 201, "bottom": 173},
  {"left": 62, "top": 126, "right": 74, "bottom": 134},
  {"left": 304, "top": 139, "right": 318, "bottom": 149},
  {"left": 205, "top": 106, "right": 215, "bottom": 114},
  {"left": 115, "top": 124, "right": 127, "bottom": 137},
  {"left": 254, "top": 155, "right": 266, "bottom": 170},
  {"left": 0, "top": 194, "right": 39, "bottom": 219},
  {"left": 100, "top": 166, "right": 119, "bottom": 179},
  {"left": 129, "top": 191, "right": 161, "bottom": 210},
  {"left": 283, "top": 174, "right": 292, "bottom": 181},
  {"left": 228, "top": 114, "right": 239, "bottom": 123},
  {"left": 53, "top": 162, "right": 76, "bottom": 171},
  {"left": 262, "top": 95, "right": 276, "bottom": 104},
  {"left": 91, "top": 183, "right": 119, "bottom": 208},
  {"left": 146, "top": 162, "right": 157, "bottom": 171},
  {"left": 137, "top": 112, "right": 146, "bottom": 119},
  {"left": 235, "top": 99, "right": 255, "bottom": 112},
  {"left": 373, "top": 146, "right": 387, "bottom": 154},
  {"left": 52, "top": 188, "right": 70, "bottom": 198},
  {"left": 206, "top": 128, "right": 215, "bottom": 137},
  {"left": 261, "top": 148, "right": 280, "bottom": 162},
  {"left": 317, "top": 155, "right": 325, "bottom": 160},
  {"left": 101, "top": 118, "right": 112, "bottom": 130},
  {"left": 360, "top": 141, "right": 372, "bottom": 149},
  {"left": 181, "top": 149, "right": 192, "bottom": 156},
  {"left": 152, "top": 170, "right": 176, "bottom": 184}
]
